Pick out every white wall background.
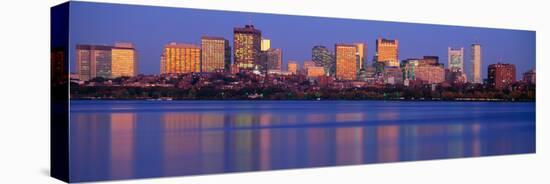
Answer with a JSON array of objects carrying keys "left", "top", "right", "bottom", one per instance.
[{"left": 0, "top": 0, "right": 547, "bottom": 183}]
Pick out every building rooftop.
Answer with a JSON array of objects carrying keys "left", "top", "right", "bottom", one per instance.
[
  {"left": 201, "top": 36, "right": 228, "bottom": 41},
  {"left": 165, "top": 42, "right": 200, "bottom": 48}
]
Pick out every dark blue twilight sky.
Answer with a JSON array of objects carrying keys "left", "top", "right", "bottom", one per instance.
[{"left": 68, "top": 1, "right": 535, "bottom": 79}]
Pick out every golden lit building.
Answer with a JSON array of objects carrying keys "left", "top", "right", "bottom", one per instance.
[
  {"left": 375, "top": 38, "right": 399, "bottom": 67},
  {"left": 233, "top": 25, "right": 262, "bottom": 70},
  {"left": 161, "top": 42, "right": 201, "bottom": 74},
  {"left": 307, "top": 66, "right": 325, "bottom": 78},
  {"left": 201, "top": 36, "right": 231, "bottom": 72},
  {"left": 488, "top": 63, "right": 516, "bottom": 89},
  {"left": 261, "top": 38, "right": 270, "bottom": 51},
  {"left": 354, "top": 43, "right": 367, "bottom": 69},
  {"left": 111, "top": 42, "right": 137, "bottom": 78},
  {"left": 335, "top": 44, "right": 358, "bottom": 80},
  {"left": 287, "top": 61, "right": 298, "bottom": 74},
  {"left": 470, "top": 44, "right": 482, "bottom": 83}
]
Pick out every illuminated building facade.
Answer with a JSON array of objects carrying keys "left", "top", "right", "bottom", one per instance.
[
  {"left": 111, "top": 42, "right": 137, "bottom": 78},
  {"left": 415, "top": 65, "right": 445, "bottom": 84},
  {"left": 201, "top": 36, "right": 231, "bottom": 72},
  {"left": 76, "top": 44, "right": 112, "bottom": 81},
  {"left": 448, "top": 47, "right": 464, "bottom": 72},
  {"left": 488, "top": 63, "right": 516, "bottom": 89},
  {"left": 233, "top": 25, "right": 262, "bottom": 70},
  {"left": 335, "top": 44, "right": 358, "bottom": 80},
  {"left": 266, "top": 48, "right": 282, "bottom": 71},
  {"left": 312, "top": 45, "right": 334, "bottom": 76},
  {"left": 375, "top": 38, "right": 399, "bottom": 67},
  {"left": 354, "top": 42, "right": 367, "bottom": 69},
  {"left": 261, "top": 38, "right": 270, "bottom": 51},
  {"left": 287, "top": 61, "right": 298, "bottom": 74},
  {"left": 402, "top": 56, "right": 444, "bottom": 84},
  {"left": 470, "top": 44, "right": 482, "bottom": 83},
  {"left": 161, "top": 42, "right": 201, "bottom": 74},
  {"left": 307, "top": 66, "right": 325, "bottom": 78}
]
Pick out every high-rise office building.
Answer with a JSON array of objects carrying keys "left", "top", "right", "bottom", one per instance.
[
  {"left": 375, "top": 38, "right": 399, "bottom": 67},
  {"left": 488, "top": 63, "right": 516, "bottom": 89},
  {"left": 266, "top": 48, "right": 282, "bottom": 71},
  {"left": 354, "top": 43, "right": 367, "bottom": 69},
  {"left": 76, "top": 44, "right": 112, "bottom": 81},
  {"left": 470, "top": 44, "right": 482, "bottom": 83},
  {"left": 448, "top": 47, "right": 464, "bottom": 72},
  {"left": 161, "top": 42, "right": 201, "bottom": 74},
  {"left": 312, "top": 45, "right": 335, "bottom": 75},
  {"left": 111, "top": 42, "right": 137, "bottom": 78},
  {"left": 233, "top": 25, "right": 262, "bottom": 70},
  {"left": 335, "top": 44, "right": 358, "bottom": 80},
  {"left": 261, "top": 38, "right": 270, "bottom": 51},
  {"left": 201, "top": 36, "right": 231, "bottom": 72},
  {"left": 448, "top": 47, "right": 466, "bottom": 82}
]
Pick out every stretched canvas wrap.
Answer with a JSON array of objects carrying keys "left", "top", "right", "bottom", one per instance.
[{"left": 51, "top": 1, "right": 536, "bottom": 183}]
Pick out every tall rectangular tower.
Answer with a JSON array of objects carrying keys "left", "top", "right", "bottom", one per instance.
[
  {"left": 470, "top": 44, "right": 482, "bottom": 83},
  {"left": 448, "top": 47, "right": 464, "bottom": 72},
  {"left": 76, "top": 45, "right": 112, "bottom": 81},
  {"left": 201, "top": 36, "right": 231, "bottom": 72},
  {"left": 375, "top": 38, "right": 399, "bottom": 67},
  {"left": 233, "top": 25, "right": 262, "bottom": 70},
  {"left": 335, "top": 44, "right": 358, "bottom": 80}
]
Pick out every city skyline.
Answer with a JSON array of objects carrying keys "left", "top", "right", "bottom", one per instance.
[{"left": 69, "top": 2, "right": 535, "bottom": 80}]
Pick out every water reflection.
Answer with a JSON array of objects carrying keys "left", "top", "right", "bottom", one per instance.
[
  {"left": 69, "top": 101, "right": 535, "bottom": 182},
  {"left": 109, "top": 113, "right": 135, "bottom": 179}
]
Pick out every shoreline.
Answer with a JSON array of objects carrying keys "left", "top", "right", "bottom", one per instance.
[{"left": 69, "top": 98, "right": 536, "bottom": 103}]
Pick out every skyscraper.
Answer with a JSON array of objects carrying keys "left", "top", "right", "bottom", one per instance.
[
  {"left": 76, "top": 44, "right": 112, "bottom": 81},
  {"left": 266, "top": 48, "right": 282, "bottom": 71},
  {"left": 335, "top": 44, "right": 358, "bottom": 80},
  {"left": 111, "top": 42, "right": 137, "bottom": 78},
  {"left": 448, "top": 47, "right": 464, "bottom": 72},
  {"left": 488, "top": 63, "right": 516, "bottom": 89},
  {"left": 448, "top": 47, "right": 467, "bottom": 82},
  {"left": 354, "top": 42, "right": 367, "bottom": 69},
  {"left": 201, "top": 36, "right": 231, "bottom": 72},
  {"left": 261, "top": 38, "right": 270, "bottom": 51},
  {"left": 233, "top": 25, "right": 262, "bottom": 70},
  {"left": 312, "top": 45, "right": 334, "bottom": 76},
  {"left": 470, "top": 44, "right": 482, "bottom": 83},
  {"left": 161, "top": 42, "right": 201, "bottom": 74},
  {"left": 375, "top": 38, "right": 399, "bottom": 67}
]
